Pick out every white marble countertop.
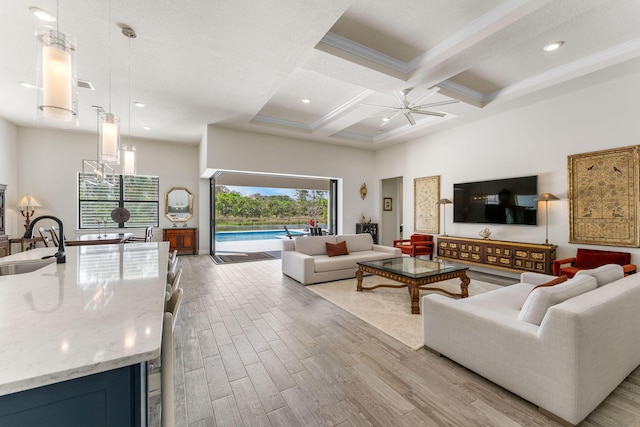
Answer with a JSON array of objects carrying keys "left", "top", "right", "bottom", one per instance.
[{"left": 0, "top": 242, "right": 169, "bottom": 396}]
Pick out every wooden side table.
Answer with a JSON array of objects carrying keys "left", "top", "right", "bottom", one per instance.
[{"left": 163, "top": 228, "right": 198, "bottom": 255}]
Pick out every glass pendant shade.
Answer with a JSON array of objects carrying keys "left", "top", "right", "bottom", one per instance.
[
  {"left": 82, "top": 159, "right": 115, "bottom": 186},
  {"left": 98, "top": 112, "right": 120, "bottom": 164},
  {"left": 122, "top": 144, "right": 136, "bottom": 175},
  {"left": 36, "top": 26, "right": 78, "bottom": 126}
]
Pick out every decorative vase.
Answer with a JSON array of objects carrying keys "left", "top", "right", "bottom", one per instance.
[{"left": 479, "top": 228, "right": 491, "bottom": 240}]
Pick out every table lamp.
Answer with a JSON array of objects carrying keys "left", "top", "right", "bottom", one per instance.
[{"left": 16, "top": 193, "right": 42, "bottom": 229}]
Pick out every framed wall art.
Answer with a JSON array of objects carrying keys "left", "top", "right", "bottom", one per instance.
[
  {"left": 568, "top": 145, "right": 640, "bottom": 247},
  {"left": 414, "top": 175, "right": 440, "bottom": 234},
  {"left": 383, "top": 198, "right": 392, "bottom": 211}
]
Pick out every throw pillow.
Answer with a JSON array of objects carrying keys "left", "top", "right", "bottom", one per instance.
[
  {"left": 526, "top": 275, "right": 568, "bottom": 297},
  {"left": 326, "top": 241, "right": 349, "bottom": 257},
  {"left": 517, "top": 275, "right": 597, "bottom": 325}
]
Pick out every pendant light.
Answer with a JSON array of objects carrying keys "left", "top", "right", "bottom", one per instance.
[
  {"left": 99, "top": 0, "right": 120, "bottom": 165},
  {"left": 121, "top": 26, "right": 137, "bottom": 175},
  {"left": 81, "top": 1, "right": 120, "bottom": 185},
  {"left": 98, "top": 112, "right": 120, "bottom": 164},
  {"left": 36, "top": 0, "right": 78, "bottom": 126},
  {"left": 122, "top": 144, "right": 136, "bottom": 175}
]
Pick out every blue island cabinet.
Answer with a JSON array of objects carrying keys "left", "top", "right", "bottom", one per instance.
[{"left": 0, "top": 363, "right": 146, "bottom": 427}]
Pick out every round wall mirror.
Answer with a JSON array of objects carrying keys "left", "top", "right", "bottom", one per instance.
[{"left": 165, "top": 187, "right": 193, "bottom": 222}]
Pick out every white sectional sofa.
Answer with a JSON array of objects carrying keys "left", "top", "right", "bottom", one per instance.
[
  {"left": 422, "top": 264, "right": 640, "bottom": 426},
  {"left": 281, "top": 233, "right": 400, "bottom": 285}
]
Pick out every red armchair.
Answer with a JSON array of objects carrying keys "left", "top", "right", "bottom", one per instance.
[
  {"left": 553, "top": 248, "right": 637, "bottom": 277},
  {"left": 393, "top": 234, "right": 434, "bottom": 259}
]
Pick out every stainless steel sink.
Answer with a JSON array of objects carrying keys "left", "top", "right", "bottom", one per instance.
[{"left": 0, "top": 259, "right": 56, "bottom": 276}]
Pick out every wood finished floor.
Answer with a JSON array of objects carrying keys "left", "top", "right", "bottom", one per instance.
[{"left": 149, "top": 255, "right": 640, "bottom": 427}]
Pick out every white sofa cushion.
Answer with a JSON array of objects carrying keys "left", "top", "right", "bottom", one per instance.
[
  {"left": 313, "top": 250, "right": 395, "bottom": 273},
  {"left": 337, "top": 234, "right": 373, "bottom": 252},
  {"left": 575, "top": 263, "right": 624, "bottom": 287},
  {"left": 456, "top": 283, "right": 534, "bottom": 318},
  {"left": 293, "top": 236, "right": 337, "bottom": 256},
  {"left": 518, "top": 275, "right": 597, "bottom": 325}
]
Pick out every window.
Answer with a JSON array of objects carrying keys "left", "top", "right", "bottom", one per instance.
[{"left": 78, "top": 173, "right": 159, "bottom": 229}]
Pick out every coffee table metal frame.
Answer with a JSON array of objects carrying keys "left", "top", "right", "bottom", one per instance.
[{"left": 356, "top": 257, "right": 470, "bottom": 314}]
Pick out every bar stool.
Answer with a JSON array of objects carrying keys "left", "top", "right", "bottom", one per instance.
[
  {"left": 149, "top": 288, "right": 183, "bottom": 427},
  {"left": 166, "top": 269, "right": 182, "bottom": 300}
]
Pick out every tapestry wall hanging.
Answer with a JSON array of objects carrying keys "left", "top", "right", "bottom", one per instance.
[
  {"left": 568, "top": 145, "right": 640, "bottom": 247},
  {"left": 414, "top": 175, "right": 440, "bottom": 234}
]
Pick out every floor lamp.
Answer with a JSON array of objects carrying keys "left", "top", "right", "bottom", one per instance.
[
  {"left": 535, "top": 193, "right": 559, "bottom": 245},
  {"left": 437, "top": 198, "right": 453, "bottom": 236}
]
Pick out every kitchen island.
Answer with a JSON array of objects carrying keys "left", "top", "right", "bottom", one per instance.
[{"left": 0, "top": 242, "right": 169, "bottom": 426}]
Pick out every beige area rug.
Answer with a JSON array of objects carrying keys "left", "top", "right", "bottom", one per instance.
[{"left": 308, "top": 276, "right": 502, "bottom": 350}]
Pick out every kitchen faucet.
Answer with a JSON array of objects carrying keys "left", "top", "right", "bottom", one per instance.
[{"left": 24, "top": 215, "right": 66, "bottom": 264}]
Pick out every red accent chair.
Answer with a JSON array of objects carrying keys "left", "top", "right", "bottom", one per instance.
[
  {"left": 393, "top": 234, "right": 434, "bottom": 259},
  {"left": 553, "top": 248, "right": 637, "bottom": 277}
]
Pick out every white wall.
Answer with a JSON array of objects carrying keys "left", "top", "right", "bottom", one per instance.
[
  {"left": 199, "top": 126, "right": 378, "bottom": 253},
  {"left": 15, "top": 127, "right": 199, "bottom": 240},
  {"left": 0, "top": 117, "right": 19, "bottom": 236},
  {"left": 376, "top": 69, "right": 640, "bottom": 264}
]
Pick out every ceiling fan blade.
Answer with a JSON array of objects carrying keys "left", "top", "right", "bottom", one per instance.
[
  {"left": 404, "top": 112, "right": 416, "bottom": 126},
  {"left": 378, "top": 112, "right": 399, "bottom": 129},
  {"left": 411, "top": 110, "right": 446, "bottom": 117},
  {"left": 407, "top": 87, "right": 439, "bottom": 108},
  {"left": 360, "top": 103, "right": 401, "bottom": 110},
  {"left": 412, "top": 99, "right": 459, "bottom": 109},
  {"left": 393, "top": 90, "right": 408, "bottom": 107}
]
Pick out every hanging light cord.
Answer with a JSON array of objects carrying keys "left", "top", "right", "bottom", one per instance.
[
  {"left": 108, "top": 0, "right": 112, "bottom": 114},
  {"left": 128, "top": 34, "right": 131, "bottom": 142}
]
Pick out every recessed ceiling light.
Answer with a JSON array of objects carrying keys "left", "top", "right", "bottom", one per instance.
[
  {"left": 382, "top": 117, "right": 390, "bottom": 122},
  {"left": 143, "top": 126, "right": 151, "bottom": 130},
  {"left": 543, "top": 41, "right": 564, "bottom": 52},
  {"left": 134, "top": 102, "right": 146, "bottom": 108},
  {"left": 29, "top": 6, "right": 56, "bottom": 22},
  {"left": 301, "top": 98, "right": 311, "bottom": 104},
  {"left": 20, "top": 81, "right": 37, "bottom": 89}
]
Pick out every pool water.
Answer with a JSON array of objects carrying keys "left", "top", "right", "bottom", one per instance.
[{"left": 215, "top": 230, "right": 303, "bottom": 242}]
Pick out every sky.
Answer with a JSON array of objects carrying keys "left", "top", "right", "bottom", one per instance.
[{"left": 226, "top": 186, "right": 298, "bottom": 197}]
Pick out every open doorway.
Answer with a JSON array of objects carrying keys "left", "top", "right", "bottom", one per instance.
[
  {"left": 380, "top": 176, "right": 403, "bottom": 246},
  {"left": 209, "top": 171, "right": 338, "bottom": 263}
]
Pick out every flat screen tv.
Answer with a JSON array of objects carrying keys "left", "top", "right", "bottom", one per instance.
[{"left": 453, "top": 175, "right": 538, "bottom": 225}]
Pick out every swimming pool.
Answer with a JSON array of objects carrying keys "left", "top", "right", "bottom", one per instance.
[{"left": 215, "top": 229, "right": 303, "bottom": 242}]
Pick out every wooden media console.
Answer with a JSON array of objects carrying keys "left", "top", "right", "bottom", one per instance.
[{"left": 437, "top": 236, "right": 557, "bottom": 275}]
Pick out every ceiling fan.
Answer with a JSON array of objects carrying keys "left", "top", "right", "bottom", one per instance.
[{"left": 363, "top": 87, "right": 459, "bottom": 126}]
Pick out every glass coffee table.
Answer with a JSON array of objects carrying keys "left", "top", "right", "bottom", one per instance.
[{"left": 356, "top": 257, "right": 470, "bottom": 314}]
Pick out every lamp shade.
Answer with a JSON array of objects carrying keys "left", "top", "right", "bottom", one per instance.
[
  {"left": 98, "top": 111, "right": 120, "bottom": 164},
  {"left": 534, "top": 193, "right": 560, "bottom": 202},
  {"left": 36, "top": 26, "right": 78, "bottom": 126},
  {"left": 16, "top": 193, "right": 42, "bottom": 209},
  {"left": 122, "top": 144, "right": 136, "bottom": 175},
  {"left": 437, "top": 198, "right": 453, "bottom": 204}
]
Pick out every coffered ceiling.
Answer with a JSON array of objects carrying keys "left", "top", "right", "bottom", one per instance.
[{"left": 0, "top": 0, "right": 638, "bottom": 149}]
